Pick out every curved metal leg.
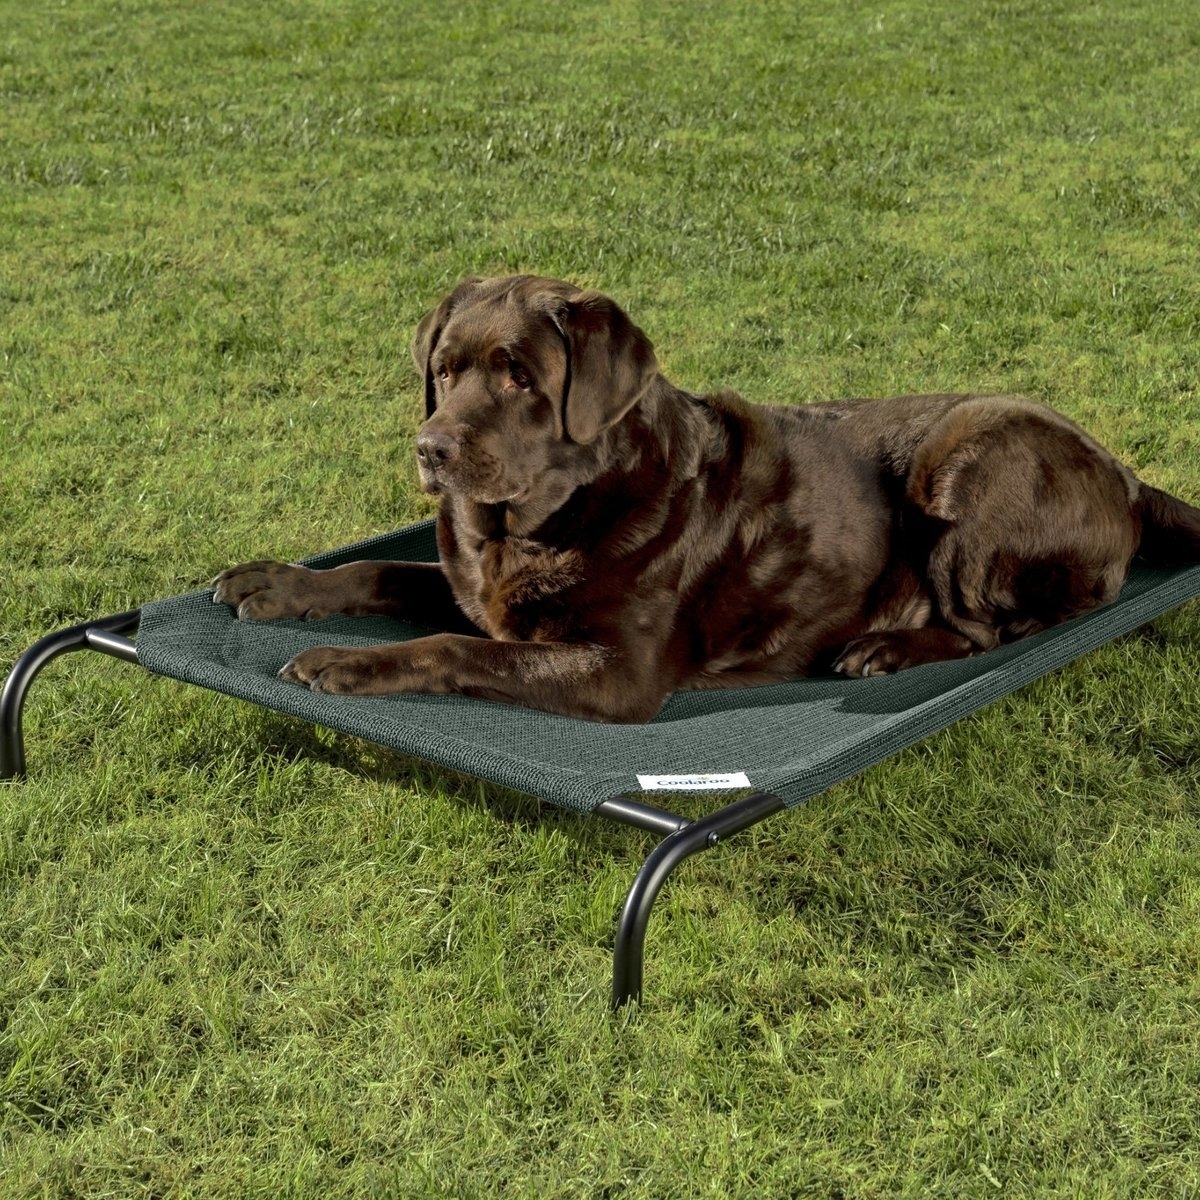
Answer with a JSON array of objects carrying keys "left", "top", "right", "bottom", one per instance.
[
  {"left": 611, "top": 790, "right": 786, "bottom": 1010},
  {"left": 1, "top": 610, "right": 140, "bottom": 781}
]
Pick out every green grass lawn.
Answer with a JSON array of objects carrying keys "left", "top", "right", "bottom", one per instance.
[{"left": 4, "top": 1, "right": 1200, "bottom": 1194}]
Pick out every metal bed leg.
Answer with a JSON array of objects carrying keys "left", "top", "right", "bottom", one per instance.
[
  {"left": 608, "top": 790, "right": 786, "bottom": 1010},
  {"left": 0, "top": 610, "right": 141, "bottom": 781}
]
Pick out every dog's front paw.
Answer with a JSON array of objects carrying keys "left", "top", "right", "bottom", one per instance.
[
  {"left": 280, "top": 645, "right": 388, "bottom": 694},
  {"left": 212, "top": 561, "right": 337, "bottom": 621}
]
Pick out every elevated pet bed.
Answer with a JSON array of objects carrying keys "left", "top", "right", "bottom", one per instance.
[{"left": 4, "top": 519, "right": 1200, "bottom": 1008}]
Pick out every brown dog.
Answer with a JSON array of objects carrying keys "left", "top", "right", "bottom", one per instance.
[{"left": 212, "top": 275, "right": 1200, "bottom": 722}]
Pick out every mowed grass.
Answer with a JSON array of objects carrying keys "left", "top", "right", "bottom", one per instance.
[{"left": 3, "top": 0, "right": 1200, "bottom": 1195}]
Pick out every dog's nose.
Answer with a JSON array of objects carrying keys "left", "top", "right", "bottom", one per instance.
[{"left": 416, "top": 429, "right": 460, "bottom": 469}]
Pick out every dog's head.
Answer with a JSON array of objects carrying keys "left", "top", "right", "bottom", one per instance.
[{"left": 410, "top": 275, "right": 658, "bottom": 509}]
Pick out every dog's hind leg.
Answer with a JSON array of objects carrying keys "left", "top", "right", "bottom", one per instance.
[
  {"left": 830, "top": 552, "right": 981, "bottom": 677},
  {"left": 832, "top": 625, "right": 977, "bottom": 677}
]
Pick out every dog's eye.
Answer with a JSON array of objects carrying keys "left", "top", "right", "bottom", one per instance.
[
  {"left": 435, "top": 364, "right": 450, "bottom": 382},
  {"left": 509, "top": 364, "right": 532, "bottom": 390}
]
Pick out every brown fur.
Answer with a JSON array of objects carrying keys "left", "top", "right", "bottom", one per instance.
[{"left": 212, "top": 275, "right": 1200, "bottom": 722}]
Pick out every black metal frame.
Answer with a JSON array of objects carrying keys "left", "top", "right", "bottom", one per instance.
[
  {"left": 595, "top": 790, "right": 785, "bottom": 1007},
  {"left": 1, "top": 611, "right": 141, "bottom": 780},
  {"left": 1, "top": 613, "right": 787, "bottom": 1009}
]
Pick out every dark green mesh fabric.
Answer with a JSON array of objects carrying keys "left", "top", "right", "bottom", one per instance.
[{"left": 135, "top": 520, "right": 1200, "bottom": 813}]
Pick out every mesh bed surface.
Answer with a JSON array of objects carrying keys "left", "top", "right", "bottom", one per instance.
[{"left": 135, "top": 520, "right": 1200, "bottom": 814}]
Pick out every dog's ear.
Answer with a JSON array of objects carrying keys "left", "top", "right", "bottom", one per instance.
[
  {"left": 546, "top": 290, "right": 658, "bottom": 444},
  {"left": 411, "top": 277, "right": 483, "bottom": 418}
]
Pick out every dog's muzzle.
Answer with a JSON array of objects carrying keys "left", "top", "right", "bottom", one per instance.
[{"left": 416, "top": 429, "right": 460, "bottom": 471}]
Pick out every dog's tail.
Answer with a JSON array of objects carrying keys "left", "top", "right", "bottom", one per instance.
[{"left": 1137, "top": 483, "right": 1200, "bottom": 565}]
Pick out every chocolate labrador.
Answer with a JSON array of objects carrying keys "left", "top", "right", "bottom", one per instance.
[{"left": 213, "top": 274, "right": 1200, "bottom": 722}]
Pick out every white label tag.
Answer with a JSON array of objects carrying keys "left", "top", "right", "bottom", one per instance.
[{"left": 636, "top": 772, "right": 751, "bottom": 792}]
